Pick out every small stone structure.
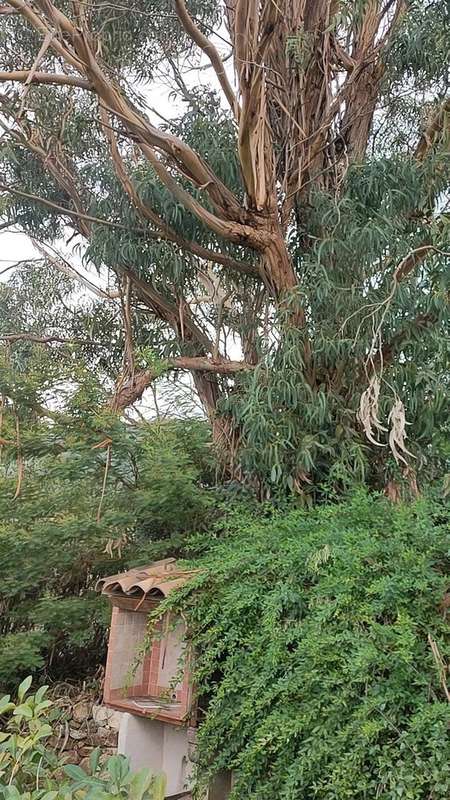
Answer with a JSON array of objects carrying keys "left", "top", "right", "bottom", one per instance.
[{"left": 98, "top": 558, "right": 232, "bottom": 799}]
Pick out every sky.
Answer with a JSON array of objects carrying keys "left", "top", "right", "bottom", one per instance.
[{"left": 0, "top": 231, "right": 37, "bottom": 280}]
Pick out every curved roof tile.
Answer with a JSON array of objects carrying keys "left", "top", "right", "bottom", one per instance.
[{"left": 96, "top": 558, "right": 197, "bottom": 600}]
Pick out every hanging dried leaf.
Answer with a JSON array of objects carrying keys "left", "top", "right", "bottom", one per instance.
[
  {"left": 104, "top": 532, "right": 129, "bottom": 559},
  {"left": 387, "top": 398, "right": 415, "bottom": 465},
  {"left": 357, "top": 375, "right": 387, "bottom": 446}
]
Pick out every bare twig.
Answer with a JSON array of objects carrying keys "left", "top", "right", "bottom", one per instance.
[
  {"left": 428, "top": 634, "right": 450, "bottom": 703},
  {"left": 111, "top": 355, "right": 252, "bottom": 411},
  {"left": 173, "top": 0, "right": 239, "bottom": 119},
  {"left": 0, "top": 333, "right": 104, "bottom": 346},
  {"left": 0, "top": 70, "right": 91, "bottom": 90}
]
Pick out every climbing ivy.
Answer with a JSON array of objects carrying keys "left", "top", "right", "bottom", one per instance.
[{"left": 163, "top": 492, "right": 450, "bottom": 799}]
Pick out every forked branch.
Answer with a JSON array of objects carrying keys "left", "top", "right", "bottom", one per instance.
[
  {"left": 111, "top": 355, "right": 252, "bottom": 411},
  {"left": 99, "top": 107, "right": 261, "bottom": 273},
  {"left": 173, "top": 0, "right": 239, "bottom": 119},
  {"left": 5, "top": 0, "right": 246, "bottom": 225}
]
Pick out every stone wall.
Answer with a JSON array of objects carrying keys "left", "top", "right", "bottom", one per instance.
[{"left": 49, "top": 690, "right": 122, "bottom": 771}]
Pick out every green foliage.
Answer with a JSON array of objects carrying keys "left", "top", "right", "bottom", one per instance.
[
  {"left": 0, "top": 636, "right": 47, "bottom": 688},
  {"left": 0, "top": 4, "right": 448, "bottom": 794},
  {"left": 227, "top": 149, "right": 449, "bottom": 495},
  {"left": 164, "top": 492, "right": 450, "bottom": 799},
  {"left": 0, "top": 345, "right": 215, "bottom": 690},
  {"left": 2, "top": 110, "right": 448, "bottom": 499},
  {"left": 0, "top": 680, "right": 165, "bottom": 799},
  {"left": 133, "top": 428, "right": 213, "bottom": 537},
  {"left": 0, "top": 0, "right": 219, "bottom": 81},
  {"left": 1, "top": 0, "right": 448, "bottom": 496}
]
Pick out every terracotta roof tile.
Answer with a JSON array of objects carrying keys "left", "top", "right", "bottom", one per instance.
[{"left": 96, "top": 558, "right": 197, "bottom": 600}]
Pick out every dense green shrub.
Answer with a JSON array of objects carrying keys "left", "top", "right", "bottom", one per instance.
[
  {"left": 163, "top": 492, "right": 450, "bottom": 799},
  {"left": 0, "top": 408, "right": 215, "bottom": 691}
]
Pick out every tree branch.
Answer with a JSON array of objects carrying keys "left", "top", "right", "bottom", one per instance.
[
  {"left": 233, "top": 0, "right": 278, "bottom": 213},
  {"left": 11, "top": 123, "right": 93, "bottom": 238},
  {"left": 7, "top": 0, "right": 246, "bottom": 223},
  {"left": 0, "top": 332, "right": 103, "bottom": 346},
  {"left": 394, "top": 244, "right": 440, "bottom": 283},
  {"left": 4, "top": 105, "right": 257, "bottom": 275},
  {"left": 5, "top": 0, "right": 85, "bottom": 71},
  {"left": 0, "top": 70, "right": 91, "bottom": 90},
  {"left": 5, "top": 0, "right": 274, "bottom": 265},
  {"left": 173, "top": 0, "right": 239, "bottom": 119},
  {"left": 99, "top": 107, "right": 258, "bottom": 276},
  {"left": 111, "top": 356, "right": 252, "bottom": 411},
  {"left": 1, "top": 115, "right": 220, "bottom": 362},
  {"left": 137, "top": 140, "right": 267, "bottom": 247}
]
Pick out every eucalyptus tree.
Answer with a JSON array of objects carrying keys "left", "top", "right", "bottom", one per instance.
[{"left": 0, "top": 0, "right": 448, "bottom": 498}]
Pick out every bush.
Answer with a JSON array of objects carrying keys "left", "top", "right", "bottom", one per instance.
[
  {"left": 0, "top": 677, "right": 165, "bottom": 799},
  {"left": 0, "top": 635, "right": 47, "bottom": 688},
  {"left": 0, "top": 417, "right": 215, "bottom": 692},
  {"left": 165, "top": 492, "right": 450, "bottom": 799}
]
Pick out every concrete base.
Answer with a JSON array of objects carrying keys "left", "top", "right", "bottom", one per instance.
[
  {"left": 118, "top": 713, "right": 193, "bottom": 798},
  {"left": 118, "top": 713, "right": 232, "bottom": 800}
]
